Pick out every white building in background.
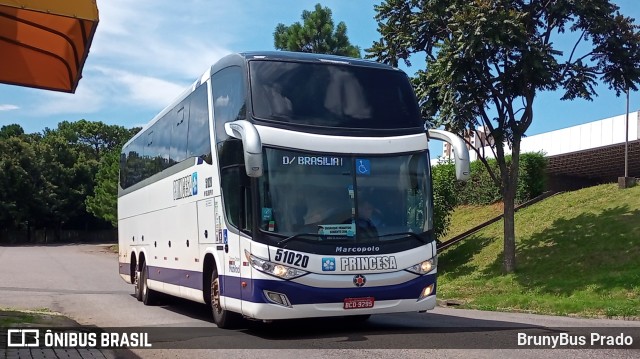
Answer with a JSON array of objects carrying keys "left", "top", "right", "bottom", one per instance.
[
  {"left": 441, "top": 126, "right": 493, "bottom": 162},
  {"left": 437, "top": 111, "right": 640, "bottom": 162}
]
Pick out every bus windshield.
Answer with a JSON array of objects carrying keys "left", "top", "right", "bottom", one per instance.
[
  {"left": 258, "top": 148, "right": 433, "bottom": 244},
  {"left": 249, "top": 60, "right": 421, "bottom": 130}
]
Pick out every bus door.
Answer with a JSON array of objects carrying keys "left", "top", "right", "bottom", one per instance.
[
  {"left": 237, "top": 171, "right": 253, "bottom": 313},
  {"left": 220, "top": 165, "right": 252, "bottom": 312}
]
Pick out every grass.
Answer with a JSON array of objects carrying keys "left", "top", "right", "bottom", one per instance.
[
  {"left": 0, "top": 311, "right": 36, "bottom": 327},
  {"left": 438, "top": 183, "right": 640, "bottom": 319},
  {"left": 441, "top": 202, "right": 504, "bottom": 242},
  {"left": 0, "top": 308, "right": 72, "bottom": 327}
]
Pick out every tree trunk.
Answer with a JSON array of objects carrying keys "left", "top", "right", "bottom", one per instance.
[
  {"left": 502, "top": 179, "right": 516, "bottom": 273},
  {"left": 502, "top": 144, "right": 521, "bottom": 273}
]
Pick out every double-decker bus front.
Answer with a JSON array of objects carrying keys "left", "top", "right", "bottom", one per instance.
[
  {"left": 222, "top": 55, "right": 439, "bottom": 321},
  {"left": 244, "top": 147, "right": 437, "bottom": 319}
]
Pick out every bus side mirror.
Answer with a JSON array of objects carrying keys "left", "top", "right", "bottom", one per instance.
[
  {"left": 225, "top": 120, "right": 263, "bottom": 177},
  {"left": 427, "top": 129, "right": 471, "bottom": 181}
]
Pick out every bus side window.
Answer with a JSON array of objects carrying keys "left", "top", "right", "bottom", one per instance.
[
  {"left": 220, "top": 165, "right": 252, "bottom": 234},
  {"left": 212, "top": 66, "right": 246, "bottom": 144},
  {"left": 186, "top": 84, "right": 212, "bottom": 164},
  {"left": 171, "top": 106, "right": 188, "bottom": 163}
]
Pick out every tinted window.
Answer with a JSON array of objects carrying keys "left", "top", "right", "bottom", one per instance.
[
  {"left": 220, "top": 165, "right": 252, "bottom": 233},
  {"left": 155, "top": 114, "right": 172, "bottom": 168},
  {"left": 186, "top": 84, "right": 212, "bottom": 164},
  {"left": 120, "top": 83, "right": 212, "bottom": 189},
  {"left": 258, "top": 149, "right": 432, "bottom": 242},
  {"left": 119, "top": 153, "right": 127, "bottom": 186},
  {"left": 212, "top": 66, "right": 246, "bottom": 144},
  {"left": 143, "top": 124, "right": 158, "bottom": 179},
  {"left": 171, "top": 105, "right": 188, "bottom": 163},
  {"left": 249, "top": 61, "right": 421, "bottom": 130},
  {"left": 123, "top": 136, "right": 145, "bottom": 188}
]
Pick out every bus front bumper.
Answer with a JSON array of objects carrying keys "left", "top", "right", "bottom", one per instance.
[{"left": 220, "top": 273, "right": 437, "bottom": 320}]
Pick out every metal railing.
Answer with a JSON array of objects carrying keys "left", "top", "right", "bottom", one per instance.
[{"left": 437, "top": 191, "right": 563, "bottom": 251}]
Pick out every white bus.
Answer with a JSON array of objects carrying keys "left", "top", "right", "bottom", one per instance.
[{"left": 118, "top": 51, "right": 470, "bottom": 328}]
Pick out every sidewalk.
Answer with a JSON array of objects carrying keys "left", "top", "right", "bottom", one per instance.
[
  {"left": 1, "top": 310, "right": 137, "bottom": 359},
  {"left": 3, "top": 347, "right": 115, "bottom": 359}
]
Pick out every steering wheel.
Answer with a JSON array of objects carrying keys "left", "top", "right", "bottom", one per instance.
[{"left": 355, "top": 218, "right": 379, "bottom": 239}]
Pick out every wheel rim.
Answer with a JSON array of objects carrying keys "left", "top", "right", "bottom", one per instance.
[
  {"left": 134, "top": 272, "right": 140, "bottom": 294},
  {"left": 142, "top": 269, "right": 148, "bottom": 297},
  {"left": 212, "top": 276, "right": 222, "bottom": 314}
]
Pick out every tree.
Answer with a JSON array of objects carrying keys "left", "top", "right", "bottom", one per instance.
[
  {"left": 0, "top": 124, "right": 25, "bottom": 139},
  {"left": 0, "top": 121, "right": 138, "bottom": 237},
  {"left": 0, "top": 134, "right": 39, "bottom": 229},
  {"left": 85, "top": 126, "right": 139, "bottom": 226},
  {"left": 37, "top": 129, "right": 90, "bottom": 230},
  {"left": 85, "top": 150, "right": 120, "bottom": 226},
  {"left": 0, "top": 127, "right": 55, "bottom": 235},
  {"left": 274, "top": 3, "right": 361, "bottom": 58},
  {"left": 368, "top": 0, "right": 640, "bottom": 272},
  {"left": 50, "top": 119, "right": 132, "bottom": 161}
]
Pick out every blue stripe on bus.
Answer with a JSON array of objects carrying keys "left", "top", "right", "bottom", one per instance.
[
  {"left": 133, "top": 263, "right": 436, "bottom": 304},
  {"left": 220, "top": 274, "right": 436, "bottom": 305},
  {"left": 147, "top": 265, "right": 203, "bottom": 290}
]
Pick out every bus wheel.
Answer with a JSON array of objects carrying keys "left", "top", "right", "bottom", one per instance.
[
  {"left": 134, "top": 269, "right": 142, "bottom": 302},
  {"left": 141, "top": 262, "right": 157, "bottom": 305},
  {"left": 210, "top": 267, "right": 241, "bottom": 329}
]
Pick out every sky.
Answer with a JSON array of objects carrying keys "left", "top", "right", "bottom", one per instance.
[{"left": 1, "top": 0, "right": 639, "bottom": 158}]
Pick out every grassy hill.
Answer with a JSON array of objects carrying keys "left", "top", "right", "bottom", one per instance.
[{"left": 438, "top": 183, "right": 640, "bottom": 319}]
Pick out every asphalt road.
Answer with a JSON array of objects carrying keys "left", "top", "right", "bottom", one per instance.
[{"left": 0, "top": 244, "right": 638, "bottom": 358}]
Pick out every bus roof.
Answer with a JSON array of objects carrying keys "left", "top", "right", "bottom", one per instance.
[
  {"left": 123, "top": 51, "right": 401, "bottom": 149},
  {"left": 241, "top": 51, "right": 395, "bottom": 69},
  {"left": 208, "top": 51, "right": 398, "bottom": 79}
]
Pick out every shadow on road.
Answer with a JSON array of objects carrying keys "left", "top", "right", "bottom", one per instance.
[{"left": 133, "top": 294, "right": 571, "bottom": 349}]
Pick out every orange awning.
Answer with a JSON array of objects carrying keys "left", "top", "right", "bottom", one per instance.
[{"left": 0, "top": 0, "right": 99, "bottom": 93}]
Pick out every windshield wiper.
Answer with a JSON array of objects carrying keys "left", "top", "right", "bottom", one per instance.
[
  {"left": 277, "top": 233, "right": 323, "bottom": 247},
  {"left": 377, "top": 232, "right": 434, "bottom": 245}
]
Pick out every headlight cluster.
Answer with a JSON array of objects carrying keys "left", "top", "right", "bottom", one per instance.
[
  {"left": 405, "top": 256, "right": 437, "bottom": 275},
  {"left": 245, "top": 250, "right": 308, "bottom": 280}
]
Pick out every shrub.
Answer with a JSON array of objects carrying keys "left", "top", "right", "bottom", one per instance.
[
  {"left": 516, "top": 152, "right": 547, "bottom": 204},
  {"left": 431, "top": 160, "right": 458, "bottom": 240},
  {"left": 431, "top": 152, "right": 547, "bottom": 237}
]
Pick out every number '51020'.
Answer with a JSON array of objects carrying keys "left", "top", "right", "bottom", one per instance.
[{"left": 274, "top": 249, "right": 309, "bottom": 268}]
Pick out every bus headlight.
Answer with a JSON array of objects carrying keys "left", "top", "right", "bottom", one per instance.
[
  {"left": 405, "top": 257, "right": 437, "bottom": 275},
  {"left": 245, "top": 250, "right": 308, "bottom": 280}
]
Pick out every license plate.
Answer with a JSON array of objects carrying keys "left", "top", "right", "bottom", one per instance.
[{"left": 343, "top": 297, "right": 375, "bottom": 309}]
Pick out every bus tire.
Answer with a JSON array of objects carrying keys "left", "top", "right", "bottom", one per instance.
[
  {"left": 141, "top": 262, "right": 157, "bottom": 305},
  {"left": 210, "top": 266, "right": 241, "bottom": 329},
  {"left": 134, "top": 269, "right": 142, "bottom": 302}
]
